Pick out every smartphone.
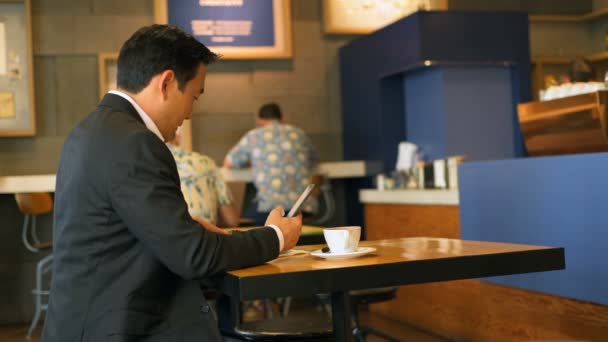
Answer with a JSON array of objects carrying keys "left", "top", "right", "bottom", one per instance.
[{"left": 286, "top": 184, "right": 316, "bottom": 217}]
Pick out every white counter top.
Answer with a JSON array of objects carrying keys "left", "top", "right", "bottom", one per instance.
[
  {"left": 0, "top": 161, "right": 379, "bottom": 193},
  {"left": 359, "top": 189, "right": 459, "bottom": 205},
  {"left": 0, "top": 174, "right": 56, "bottom": 194},
  {"left": 221, "top": 160, "right": 381, "bottom": 182}
]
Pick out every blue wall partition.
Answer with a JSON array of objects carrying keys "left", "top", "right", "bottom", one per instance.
[
  {"left": 404, "top": 66, "right": 516, "bottom": 161},
  {"left": 339, "top": 11, "right": 531, "bottom": 226},
  {"left": 459, "top": 153, "right": 608, "bottom": 305}
]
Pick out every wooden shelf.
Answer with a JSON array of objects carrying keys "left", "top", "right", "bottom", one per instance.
[
  {"left": 587, "top": 51, "right": 608, "bottom": 62},
  {"left": 529, "top": 8, "right": 608, "bottom": 23},
  {"left": 531, "top": 52, "right": 608, "bottom": 65},
  {"left": 531, "top": 57, "right": 571, "bottom": 65}
]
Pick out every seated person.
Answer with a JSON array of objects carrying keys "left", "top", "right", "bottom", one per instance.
[
  {"left": 224, "top": 102, "right": 318, "bottom": 225},
  {"left": 167, "top": 129, "right": 239, "bottom": 227}
]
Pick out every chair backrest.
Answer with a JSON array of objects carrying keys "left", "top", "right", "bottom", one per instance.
[
  {"left": 308, "top": 174, "right": 334, "bottom": 225},
  {"left": 14, "top": 192, "right": 53, "bottom": 215},
  {"left": 226, "top": 181, "right": 246, "bottom": 216}
]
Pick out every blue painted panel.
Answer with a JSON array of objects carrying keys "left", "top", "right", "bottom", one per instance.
[
  {"left": 168, "top": 0, "right": 274, "bottom": 47},
  {"left": 419, "top": 12, "right": 530, "bottom": 64},
  {"left": 459, "top": 153, "right": 608, "bottom": 304},
  {"left": 340, "top": 13, "right": 421, "bottom": 170},
  {"left": 404, "top": 66, "right": 516, "bottom": 161},
  {"left": 443, "top": 66, "right": 515, "bottom": 160},
  {"left": 509, "top": 65, "right": 526, "bottom": 155},
  {"left": 404, "top": 67, "right": 446, "bottom": 160},
  {"left": 379, "top": 76, "right": 407, "bottom": 171}
]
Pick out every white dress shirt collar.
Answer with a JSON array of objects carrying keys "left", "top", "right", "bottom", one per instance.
[{"left": 108, "top": 90, "right": 165, "bottom": 142}]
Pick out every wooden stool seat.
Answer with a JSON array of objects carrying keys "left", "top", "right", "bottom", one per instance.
[
  {"left": 227, "top": 315, "right": 334, "bottom": 341},
  {"left": 32, "top": 241, "right": 53, "bottom": 250},
  {"left": 350, "top": 287, "right": 400, "bottom": 342}
]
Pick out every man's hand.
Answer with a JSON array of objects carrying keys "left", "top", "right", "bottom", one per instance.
[
  {"left": 192, "top": 215, "right": 230, "bottom": 235},
  {"left": 265, "top": 206, "right": 302, "bottom": 252}
]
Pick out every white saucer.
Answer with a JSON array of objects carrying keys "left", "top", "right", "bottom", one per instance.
[{"left": 310, "top": 247, "right": 376, "bottom": 260}]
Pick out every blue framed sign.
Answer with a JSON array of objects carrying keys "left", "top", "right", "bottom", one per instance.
[{"left": 156, "top": 0, "right": 292, "bottom": 59}]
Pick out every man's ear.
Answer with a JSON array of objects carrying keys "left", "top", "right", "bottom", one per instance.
[{"left": 158, "top": 70, "right": 175, "bottom": 99}]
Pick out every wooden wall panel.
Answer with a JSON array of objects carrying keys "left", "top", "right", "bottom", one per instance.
[
  {"left": 364, "top": 203, "right": 460, "bottom": 240},
  {"left": 365, "top": 203, "right": 608, "bottom": 341},
  {"left": 371, "top": 280, "right": 608, "bottom": 341}
]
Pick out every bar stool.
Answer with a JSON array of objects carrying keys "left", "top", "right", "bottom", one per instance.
[
  {"left": 350, "top": 287, "right": 400, "bottom": 342},
  {"left": 14, "top": 192, "right": 54, "bottom": 338},
  {"left": 224, "top": 288, "right": 400, "bottom": 342},
  {"left": 224, "top": 315, "right": 334, "bottom": 341},
  {"left": 304, "top": 289, "right": 400, "bottom": 342}
]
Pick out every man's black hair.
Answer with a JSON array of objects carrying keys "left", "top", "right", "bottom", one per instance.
[
  {"left": 117, "top": 24, "right": 219, "bottom": 93},
  {"left": 258, "top": 103, "right": 282, "bottom": 120}
]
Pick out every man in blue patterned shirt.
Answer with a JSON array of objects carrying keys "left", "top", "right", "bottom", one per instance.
[{"left": 224, "top": 103, "right": 318, "bottom": 224}]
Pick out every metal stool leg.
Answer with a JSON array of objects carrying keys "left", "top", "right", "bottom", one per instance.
[
  {"left": 281, "top": 296, "right": 292, "bottom": 317},
  {"left": 27, "top": 254, "right": 53, "bottom": 338},
  {"left": 26, "top": 309, "right": 41, "bottom": 339}
]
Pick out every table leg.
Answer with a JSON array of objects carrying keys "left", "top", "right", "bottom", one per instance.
[
  {"left": 217, "top": 294, "right": 240, "bottom": 334},
  {"left": 331, "top": 291, "right": 354, "bottom": 342}
]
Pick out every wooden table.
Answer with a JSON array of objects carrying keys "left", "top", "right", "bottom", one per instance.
[{"left": 215, "top": 237, "right": 565, "bottom": 342}]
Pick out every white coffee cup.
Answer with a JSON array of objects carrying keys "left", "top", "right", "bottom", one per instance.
[{"left": 323, "top": 226, "right": 361, "bottom": 253}]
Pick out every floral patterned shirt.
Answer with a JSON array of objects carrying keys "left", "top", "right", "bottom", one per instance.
[
  {"left": 226, "top": 121, "right": 318, "bottom": 213},
  {"left": 167, "top": 144, "right": 233, "bottom": 224}
]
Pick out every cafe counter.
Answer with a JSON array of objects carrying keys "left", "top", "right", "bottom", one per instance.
[
  {"left": 359, "top": 189, "right": 460, "bottom": 240},
  {"left": 221, "top": 160, "right": 380, "bottom": 182}
]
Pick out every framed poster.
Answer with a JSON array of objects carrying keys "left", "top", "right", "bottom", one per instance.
[
  {"left": 155, "top": 0, "right": 292, "bottom": 60},
  {"left": 323, "top": 0, "right": 446, "bottom": 34},
  {"left": 0, "top": 0, "right": 36, "bottom": 136},
  {"left": 97, "top": 52, "right": 118, "bottom": 100}
]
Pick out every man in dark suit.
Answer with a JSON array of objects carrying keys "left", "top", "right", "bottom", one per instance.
[{"left": 41, "top": 24, "right": 302, "bottom": 342}]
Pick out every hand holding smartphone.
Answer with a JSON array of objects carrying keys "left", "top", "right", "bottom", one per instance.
[{"left": 285, "top": 184, "right": 315, "bottom": 217}]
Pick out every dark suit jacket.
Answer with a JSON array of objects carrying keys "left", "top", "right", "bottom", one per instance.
[{"left": 42, "top": 94, "right": 279, "bottom": 342}]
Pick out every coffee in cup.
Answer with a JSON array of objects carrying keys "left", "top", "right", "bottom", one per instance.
[{"left": 323, "top": 226, "right": 361, "bottom": 253}]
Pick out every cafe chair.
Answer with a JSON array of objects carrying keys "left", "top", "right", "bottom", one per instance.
[
  {"left": 308, "top": 174, "right": 335, "bottom": 226},
  {"left": 14, "top": 192, "right": 54, "bottom": 338},
  {"left": 350, "top": 287, "right": 401, "bottom": 342}
]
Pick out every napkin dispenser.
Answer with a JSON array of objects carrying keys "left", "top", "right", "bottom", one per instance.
[{"left": 416, "top": 156, "right": 464, "bottom": 190}]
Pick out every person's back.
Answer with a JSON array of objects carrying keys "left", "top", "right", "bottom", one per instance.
[
  {"left": 225, "top": 103, "right": 318, "bottom": 221},
  {"left": 246, "top": 121, "right": 317, "bottom": 212}
]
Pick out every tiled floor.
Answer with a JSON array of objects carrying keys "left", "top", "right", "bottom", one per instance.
[{"left": 1, "top": 299, "right": 449, "bottom": 342}]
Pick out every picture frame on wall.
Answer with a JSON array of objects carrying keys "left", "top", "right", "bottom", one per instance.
[
  {"left": 97, "top": 52, "right": 118, "bottom": 100},
  {"left": 322, "top": 0, "right": 446, "bottom": 34},
  {"left": 0, "top": 0, "right": 36, "bottom": 136},
  {"left": 155, "top": 0, "right": 292, "bottom": 60}
]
